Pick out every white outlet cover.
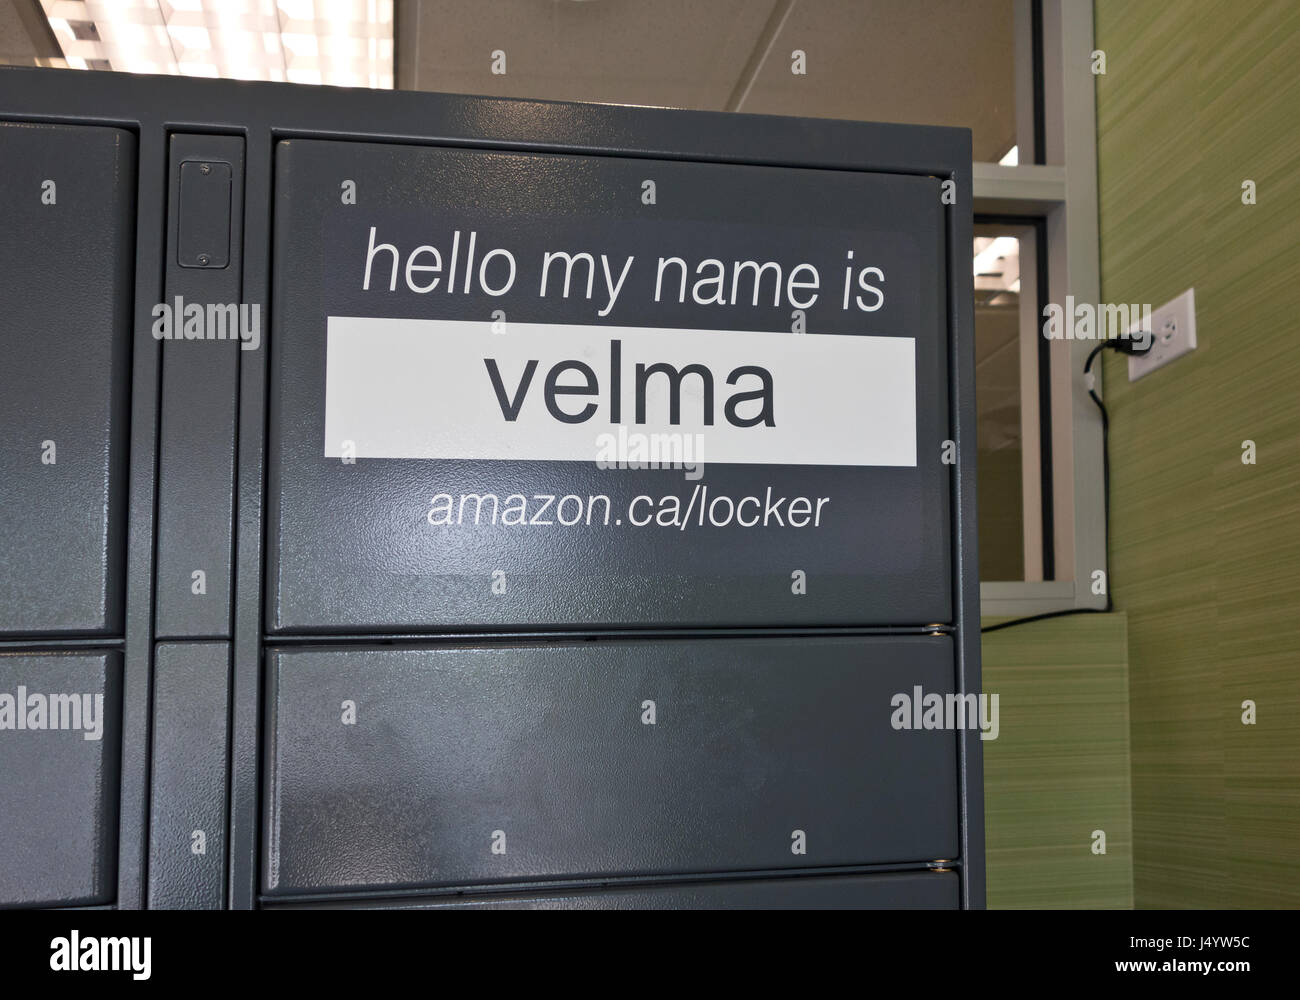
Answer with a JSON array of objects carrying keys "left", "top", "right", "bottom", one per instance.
[{"left": 1129, "top": 287, "right": 1197, "bottom": 381}]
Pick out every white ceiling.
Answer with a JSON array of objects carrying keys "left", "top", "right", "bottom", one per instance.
[
  {"left": 396, "top": 0, "right": 1019, "bottom": 162},
  {"left": 2, "top": 0, "right": 1019, "bottom": 160}
]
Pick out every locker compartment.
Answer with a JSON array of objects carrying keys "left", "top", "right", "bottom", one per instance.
[
  {"left": 153, "top": 135, "right": 246, "bottom": 638},
  {"left": 0, "top": 651, "right": 122, "bottom": 907},
  {"left": 268, "top": 138, "right": 952, "bottom": 632},
  {"left": 0, "top": 123, "right": 135, "bottom": 635},
  {"left": 263, "top": 636, "right": 959, "bottom": 895},
  {"left": 148, "top": 642, "right": 231, "bottom": 909},
  {"left": 270, "top": 870, "right": 960, "bottom": 909}
]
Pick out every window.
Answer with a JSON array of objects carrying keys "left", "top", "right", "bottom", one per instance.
[
  {"left": 974, "top": 222, "right": 1041, "bottom": 583},
  {"left": 973, "top": 1, "right": 1106, "bottom": 615}
]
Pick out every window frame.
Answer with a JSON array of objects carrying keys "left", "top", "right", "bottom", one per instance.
[
  {"left": 973, "top": 216, "right": 1051, "bottom": 583},
  {"left": 976, "top": 0, "right": 1106, "bottom": 617}
]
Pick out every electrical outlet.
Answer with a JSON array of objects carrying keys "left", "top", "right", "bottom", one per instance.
[{"left": 1128, "top": 288, "right": 1197, "bottom": 381}]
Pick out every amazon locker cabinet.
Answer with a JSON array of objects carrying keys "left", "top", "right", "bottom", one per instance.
[{"left": 0, "top": 67, "right": 983, "bottom": 910}]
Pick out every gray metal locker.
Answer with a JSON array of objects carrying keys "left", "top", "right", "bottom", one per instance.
[
  {"left": 0, "top": 67, "right": 982, "bottom": 910},
  {"left": 0, "top": 123, "right": 134, "bottom": 636}
]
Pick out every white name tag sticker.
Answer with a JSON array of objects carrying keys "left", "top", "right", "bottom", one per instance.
[{"left": 323, "top": 316, "right": 916, "bottom": 467}]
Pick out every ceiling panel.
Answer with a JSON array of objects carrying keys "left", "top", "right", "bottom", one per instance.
[
  {"left": 397, "top": 0, "right": 781, "bottom": 110},
  {"left": 704, "top": 0, "right": 1016, "bottom": 161},
  {"left": 396, "top": 0, "right": 1018, "bottom": 163}
]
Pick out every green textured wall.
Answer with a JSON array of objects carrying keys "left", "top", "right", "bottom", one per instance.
[
  {"left": 981, "top": 613, "right": 1133, "bottom": 908},
  {"left": 1094, "top": 0, "right": 1300, "bottom": 907}
]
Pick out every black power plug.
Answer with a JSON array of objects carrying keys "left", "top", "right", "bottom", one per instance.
[{"left": 1103, "top": 329, "right": 1155, "bottom": 356}]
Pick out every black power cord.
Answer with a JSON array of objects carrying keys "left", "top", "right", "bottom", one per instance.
[{"left": 980, "top": 333, "right": 1147, "bottom": 634}]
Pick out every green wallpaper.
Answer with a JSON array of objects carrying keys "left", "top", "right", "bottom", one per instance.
[
  {"left": 981, "top": 613, "right": 1134, "bottom": 908},
  {"left": 1094, "top": 0, "right": 1300, "bottom": 907}
]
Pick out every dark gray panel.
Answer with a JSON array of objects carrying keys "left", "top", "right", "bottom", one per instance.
[
  {"left": 273, "top": 870, "right": 960, "bottom": 909},
  {"left": 147, "top": 642, "right": 230, "bottom": 909},
  {"left": 0, "top": 651, "right": 121, "bottom": 907},
  {"left": 268, "top": 139, "right": 951, "bottom": 631},
  {"left": 0, "top": 68, "right": 980, "bottom": 909},
  {"left": 263, "top": 636, "right": 958, "bottom": 895},
  {"left": 0, "top": 123, "right": 135, "bottom": 635},
  {"left": 177, "top": 159, "right": 232, "bottom": 268},
  {"left": 154, "top": 134, "right": 245, "bottom": 638}
]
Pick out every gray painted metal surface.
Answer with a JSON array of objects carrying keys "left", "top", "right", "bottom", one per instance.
[
  {"left": 269, "top": 139, "right": 951, "bottom": 630},
  {"left": 263, "top": 637, "right": 958, "bottom": 894},
  {"left": 147, "top": 642, "right": 230, "bottom": 909},
  {"left": 153, "top": 134, "right": 244, "bottom": 639},
  {"left": 0, "top": 66, "right": 982, "bottom": 909},
  {"left": 0, "top": 651, "right": 121, "bottom": 907},
  {"left": 270, "top": 870, "right": 960, "bottom": 910},
  {"left": 0, "top": 122, "right": 134, "bottom": 636}
]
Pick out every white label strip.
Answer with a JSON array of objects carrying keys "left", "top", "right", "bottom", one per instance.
[{"left": 323, "top": 316, "right": 916, "bottom": 467}]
